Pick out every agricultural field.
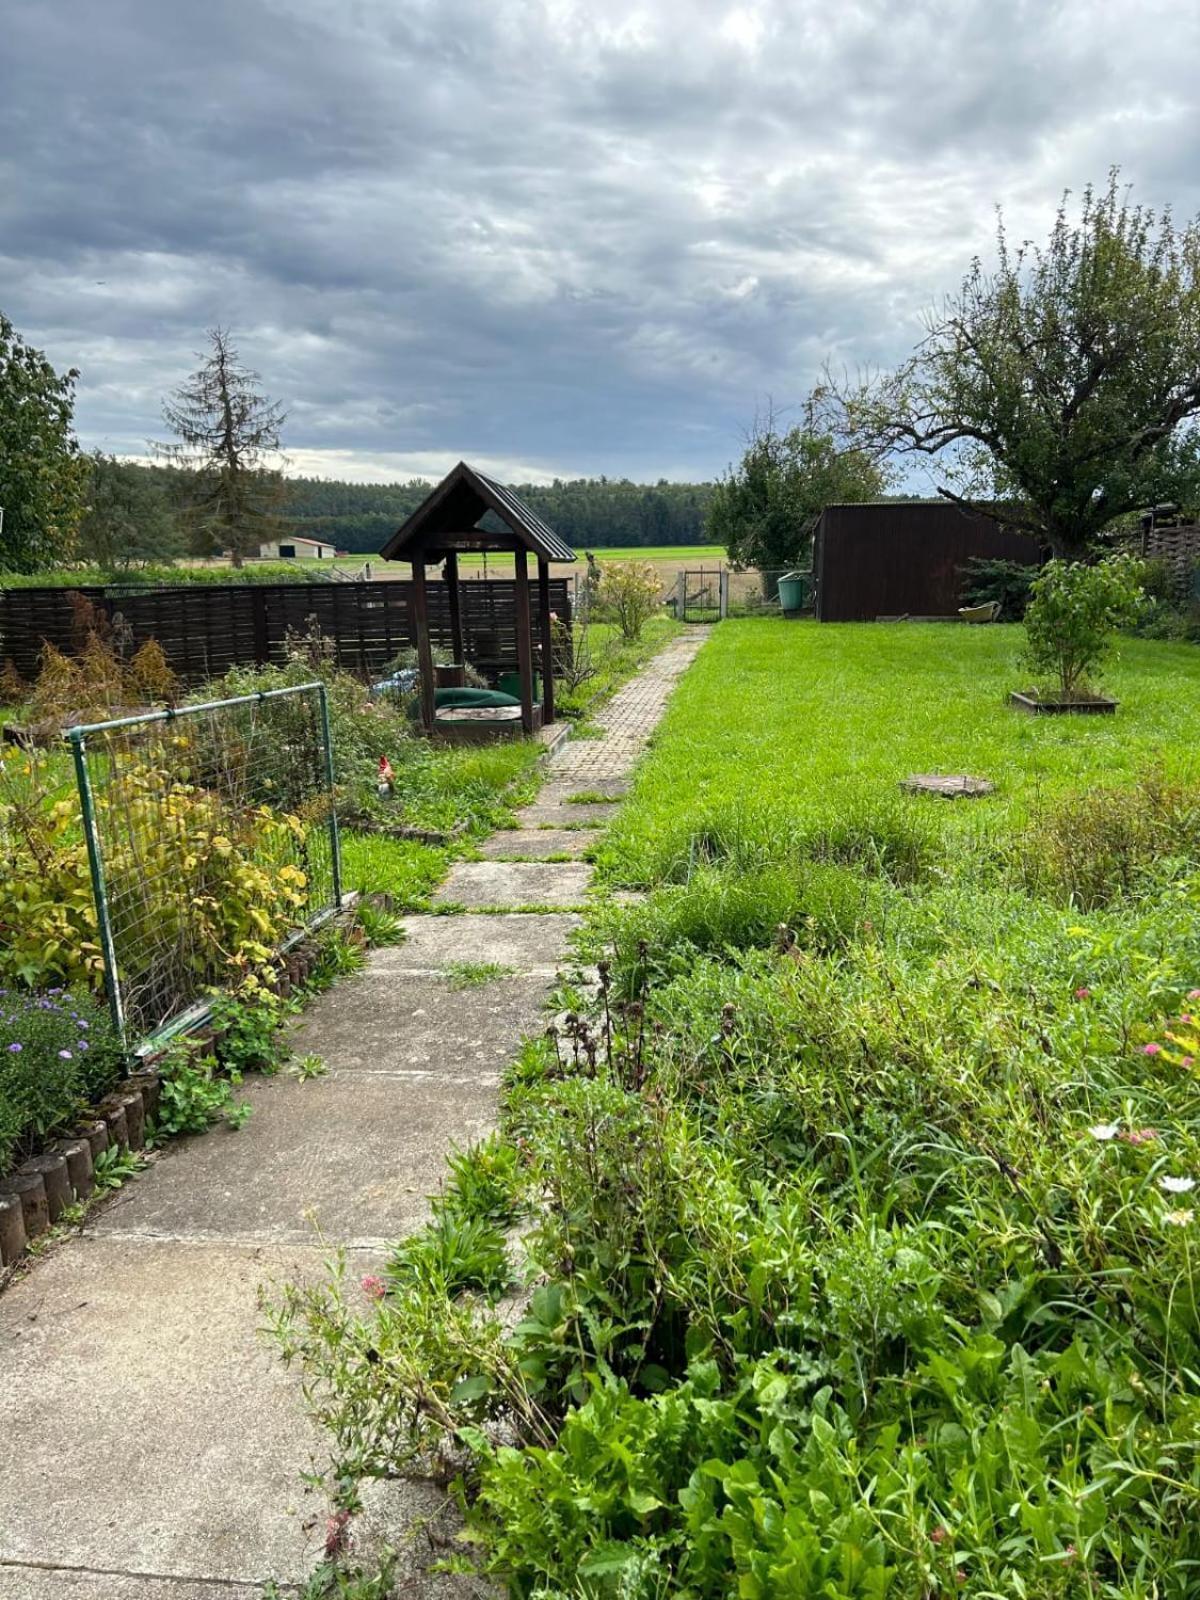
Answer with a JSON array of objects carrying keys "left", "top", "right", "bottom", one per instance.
[
  {"left": 282, "top": 619, "right": 1200, "bottom": 1595},
  {"left": 183, "top": 543, "right": 728, "bottom": 585}
]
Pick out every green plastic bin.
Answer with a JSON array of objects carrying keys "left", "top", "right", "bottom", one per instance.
[{"left": 777, "top": 571, "right": 807, "bottom": 614}]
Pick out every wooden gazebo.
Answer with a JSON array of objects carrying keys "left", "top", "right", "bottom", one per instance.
[{"left": 380, "top": 461, "right": 576, "bottom": 737}]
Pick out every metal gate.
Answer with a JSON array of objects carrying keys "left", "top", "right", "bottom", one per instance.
[{"left": 675, "top": 568, "right": 724, "bottom": 623}]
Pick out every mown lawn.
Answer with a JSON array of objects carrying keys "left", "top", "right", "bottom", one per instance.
[
  {"left": 279, "top": 619, "right": 1200, "bottom": 1597},
  {"left": 596, "top": 619, "right": 1200, "bottom": 888}
]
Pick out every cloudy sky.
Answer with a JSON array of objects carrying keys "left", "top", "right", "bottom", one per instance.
[{"left": 3, "top": 0, "right": 1198, "bottom": 485}]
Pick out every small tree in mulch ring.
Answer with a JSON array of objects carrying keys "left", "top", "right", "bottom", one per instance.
[{"left": 1016, "top": 554, "right": 1146, "bottom": 708}]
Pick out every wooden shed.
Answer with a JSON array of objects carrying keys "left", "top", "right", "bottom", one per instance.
[
  {"left": 380, "top": 461, "right": 576, "bottom": 736},
  {"left": 812, "top": 501, "right": 1043, "bottom": 622}
]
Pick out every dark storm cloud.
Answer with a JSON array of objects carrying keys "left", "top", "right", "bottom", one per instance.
[{"left": 3, "top": 0, "right": 1199, "bottom": 482}]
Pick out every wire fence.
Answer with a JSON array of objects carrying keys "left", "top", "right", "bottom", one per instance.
[{"left": 67, "top": 684, "right": 342, "bottom": 1049}]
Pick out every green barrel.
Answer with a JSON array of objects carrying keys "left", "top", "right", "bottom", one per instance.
[{"left": 777, "top": 571, "right": 806, "bottom": 613}]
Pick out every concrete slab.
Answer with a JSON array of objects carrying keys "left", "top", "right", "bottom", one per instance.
[
  {"left": 379, "top": 913, "right": 581, "bottom": 974},
  {"left": 94, "top": 1068, "right": 495, "bottom": 1247},
  {"left": 538, "top": 777, "right": 629, "bottom": 802},
  {"left": 434, "top": 861, "right": 593, "bottom": 909},
  {"left": 0, "top": 1237, "right": 325, "bottom": 1585},
  {"left": 478, "top": 829, "right": 594, "bottom": 860},
  {"left": 289, "top": 971, "right": 554, "bottom": 1075},
  {"left": 0, "top": 1573, "right": 264, "bottom": 1600},
  {"left": 512, "top": 803, "right": 613, "bottom": 828}
]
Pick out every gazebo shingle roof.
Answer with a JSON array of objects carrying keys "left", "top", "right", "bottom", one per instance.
[{"left": 380, "top": 460, "right": 576, "bottom": 565}]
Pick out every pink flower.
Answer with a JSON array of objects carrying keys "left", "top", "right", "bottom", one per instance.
[
  {"left": 1075, "top": 987, "right": 1091, "bottom": 1000},
  {"left": 930, "top": 1527, "right": 947, "bottom": 1545},
  {"left": 1184, "top": 1057, "right": 1195, "bottom": 1069},
  {"left": 1188, "top": 989, "right": 1200, "bottom": 1000},
  {"left": 1120, "top": 1127, "right": 1158, "bottom": 1145},
  {"left": 1180, "top": 1014, "right": 1193, "bottom": 1025},
  {"left": 360, "top": 1274, "right": 386, "bottom": 1300},
  {"left": 1142, "top": 1042, "right": 1162, "bottom": 1056}
]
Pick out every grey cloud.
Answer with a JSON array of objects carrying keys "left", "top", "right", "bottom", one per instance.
[{"left": 2, "top": 0, "right": 1198, "bottom": 482}]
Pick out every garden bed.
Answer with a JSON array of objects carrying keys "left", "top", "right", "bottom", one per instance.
[{"left": 1009, "top": 689, "right": 1118, "bottom": 714}]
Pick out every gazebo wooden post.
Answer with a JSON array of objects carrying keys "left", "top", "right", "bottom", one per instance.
[
  {"left": 513, "top": 547, "right": 536, "bottom": 736},
  {"left": 537, "top": 556, "right": 555, "bottom": 725},
  {"left": 410, "top": 556, "right": 437, "bottom": 734},
  {"left": 444, "top": 550, "right": 464, "bottom": 666}
]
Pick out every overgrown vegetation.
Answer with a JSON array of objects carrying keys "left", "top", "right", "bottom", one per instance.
[{"left": 275, "top": 620, "right": 1200, "bottom": 1597}]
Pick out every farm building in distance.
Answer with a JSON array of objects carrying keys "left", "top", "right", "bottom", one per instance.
[
  {"left": 812, "top": 501, "right": 1043, "bottom": 622},
  {"left": 256, "top": 534, "right": 341, "bottom": 560}
]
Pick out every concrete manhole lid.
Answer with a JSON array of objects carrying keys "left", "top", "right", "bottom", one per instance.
[{"left": 901, "top": 774, "right": 995, "bottom": 798}]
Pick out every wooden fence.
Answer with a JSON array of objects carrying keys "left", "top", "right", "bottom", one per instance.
[
  {"left": 1141, "top": 523, "right": 1200, "bottom": 599},
  {"left": 0, "top": 578, "right": 573, "bottom": 684}
]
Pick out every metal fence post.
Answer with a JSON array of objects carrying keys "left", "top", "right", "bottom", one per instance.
[
  {"left": 69, "top": 731, "right": 126, "bottom": 1043},
  {"left": 316, "top": 683, "right": 343, "bottom": 908}
]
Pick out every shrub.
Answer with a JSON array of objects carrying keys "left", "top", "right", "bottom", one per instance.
[
  {"left": 0, "top": 987, "right": 124, "bottom": 1172},
  {"left": 1020, "top": 554, "right": 1145, "bottom": 699},
  {"left": 960, "top": 555, "right": 1038, "bottom": 619},
  {"left": 0, "top": 746, "right": 102, "bottom": 990},
  {"left": 1018, "top": 769, "right": 1200, "bottom": 906},
  {"left": 597, "top": 561, "right": 662, "bottom": 641}
]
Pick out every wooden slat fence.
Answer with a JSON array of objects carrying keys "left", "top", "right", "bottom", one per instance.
[
  {"left": 0, "top": 579, "right": 572, "bottom": 684},
  {"left": 1141, "top": 524, "right": 1200, "bottom": 599}
]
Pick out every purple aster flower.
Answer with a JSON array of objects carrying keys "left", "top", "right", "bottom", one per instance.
[
  {"left": 58, "top": 1049, "right": 73, "bottom": 1060},
  {"left": 8, "top": 1042, "right": 21, "bottom": 1053}
]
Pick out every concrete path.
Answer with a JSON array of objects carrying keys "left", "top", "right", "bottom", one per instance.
[{"left": 0, "top": 628, "right": 705, "bottom": 1598}]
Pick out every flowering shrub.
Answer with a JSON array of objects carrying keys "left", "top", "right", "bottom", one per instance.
[{"left": 0, "top": 988, "right": 124, "bottom": 1173}]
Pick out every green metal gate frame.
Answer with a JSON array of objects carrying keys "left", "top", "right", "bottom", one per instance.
[{"left": 67, "top": 682, "right": 343, "bottom": 1050}]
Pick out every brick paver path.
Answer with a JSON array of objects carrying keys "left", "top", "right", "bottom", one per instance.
[
  {"left": 546, "top": 628, "right": 707, "bottom": 784},
  {"left": 0, "top": 626, "right": 708, "bottom": 1600}
]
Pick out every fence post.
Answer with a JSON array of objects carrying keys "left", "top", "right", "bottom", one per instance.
[
  {"left": 719, "top": 567, "right": 729, "bottom": 620},
  {"left": 316, "top": 684, "right": 343, "bottom": 909},
  {"left": 676, "top": 569, "right": 686, "bottom": 620},
  {"left": 69, "top": 731, "right": 125, "bottom": 1043}
]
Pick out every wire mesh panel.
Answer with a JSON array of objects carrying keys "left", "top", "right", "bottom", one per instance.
[{"left": 68, "top": 684, "right": 341, "bottom": 1048}]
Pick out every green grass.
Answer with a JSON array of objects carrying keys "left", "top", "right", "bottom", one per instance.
[{"left": 596, "top": 620, "right": 1200, "bottom": 887}]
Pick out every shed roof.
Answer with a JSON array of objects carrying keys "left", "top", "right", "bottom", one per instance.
[{"left": 380, "top": 460, "right": 576, "bottom": 564}]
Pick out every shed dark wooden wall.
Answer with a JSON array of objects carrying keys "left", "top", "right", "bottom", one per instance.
[
  {"left": 0, "top": 578, "right": 572, "bottom": 683},
  {"left": 813, "top": 503, "right": 1043, "bottom": 622}
]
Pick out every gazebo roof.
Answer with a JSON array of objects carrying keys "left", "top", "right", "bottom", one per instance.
[{"left": 380, "top": 460, "right": 576, "bottom": 565}]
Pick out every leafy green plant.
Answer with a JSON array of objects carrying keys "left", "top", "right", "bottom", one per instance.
[
  {"left": 1020, "top": 554, "right": 1146, "bottom": 699},
  {"left": 151, "top": 1040, "right": 252, "bottom": 1139},
  {"left": 386, "top": 1210, "right": 510, "bottom": 1300},
  {"left": 444, "top": 961, "right": 516, "bottom": 989},
  {"left": 92, "top": 1143, "right": 146, "bottom": 1193},
  {"left": 291, "top": 1052, "right": 328, "bottom": 1081},
  {"left": 208, "top": 979, "right": 291, "bottom": 1074}
]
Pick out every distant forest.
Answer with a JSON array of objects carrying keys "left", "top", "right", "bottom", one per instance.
[{"left": 281, "top": 474, "right": 716, "bottom": 552}]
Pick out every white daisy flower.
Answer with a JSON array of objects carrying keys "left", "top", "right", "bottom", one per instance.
[
  {"left": 1159, "top": 1176, "right": 1197, "bottom": 1194},
  {"left": 1089, "top": 1123, "right": 1120, "bottom": 1141},
  {"left": 1164, "top": 1209, "right": 1195, "bottom": 1226}
]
